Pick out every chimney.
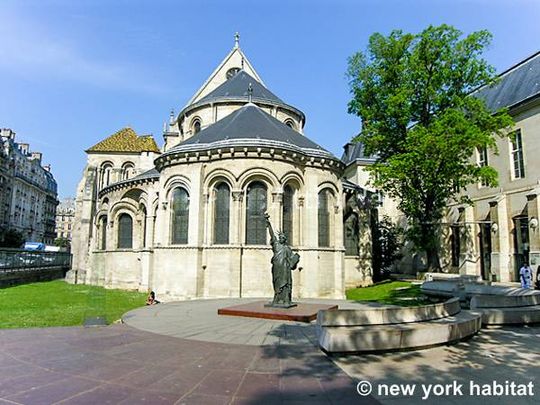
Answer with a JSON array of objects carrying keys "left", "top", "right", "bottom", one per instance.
[
  {"left": 30, "top": 152, "right": 43, "bottom": 163},
  {"left": 18, "top": 143, "right": 29, "bottom": 155}
]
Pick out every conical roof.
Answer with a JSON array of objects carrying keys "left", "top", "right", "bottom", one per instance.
[
  {"left": 165, "top": 104, "right": 335, "bottom": 160},
  {"left": 197, "top": 70, "right": 284, "bottom": 105}
]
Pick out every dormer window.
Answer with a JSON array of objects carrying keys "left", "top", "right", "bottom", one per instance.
[
  {"left": 193, "top": 119, "right": 201, "bottom": 134},
  {"left": 284, "top": 119, "right": 296, "bottom": 130},
  {"left": 226, "top": 67, "right": 241, "bottom": 80}
]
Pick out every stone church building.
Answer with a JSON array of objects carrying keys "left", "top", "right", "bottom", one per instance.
[{"left": 70, "top": 38, "right": 377, "bottom": 301}]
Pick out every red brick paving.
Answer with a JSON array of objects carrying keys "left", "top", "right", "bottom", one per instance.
[{"left": 0, "top": 325, "right": 378, "bottom": 404}]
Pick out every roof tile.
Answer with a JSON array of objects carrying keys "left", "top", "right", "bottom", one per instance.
[{"left": 86, "top": 127, "right": 160, "bottom": 153}]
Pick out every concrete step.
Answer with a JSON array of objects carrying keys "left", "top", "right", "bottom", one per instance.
[
  {"left": 479, "top": 305, "right": 540, "bottom": 325},
  {"left": 317, "top": 297, "right": 461, "bottom": 327},
  {"left": 471, "top": 293, "right": 540, "bottom": 309},
  {"left": 317, "top": 310, "right": 482, "bottom": 353}
]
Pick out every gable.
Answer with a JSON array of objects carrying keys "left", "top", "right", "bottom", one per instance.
[{"left": 187, "top": 46, "right": 263, "bottom": 105}]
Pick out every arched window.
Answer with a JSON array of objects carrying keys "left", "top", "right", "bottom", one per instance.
[
  {"left": 122, "top": 162, "right": 135, "bottom": 180},
  {"left": 192, "top": 119, "right": 201, "bottom": 134},
  {"left": 246, "top": 182, "right": 267, "bottom": 245},
  {"left": 282, "top": 185, "right": 294, "bottom": 244},
  {"left": 318, "top": 190, "right": 330, "bottom": 247},
  {"left": 99, "top": 215, "right": 107, "bottom": 250},
  {"left": 214, "top": 183, "right": 230, "bottom": 244},
  {"left": 100, "top": 163, "right": 113, "bottom": 189},
  {"left": 117, "top": 213, "right": 133, "bottom": 249},
  {"left": 171, "top": 188, "right": 189, "bottom": 244}
]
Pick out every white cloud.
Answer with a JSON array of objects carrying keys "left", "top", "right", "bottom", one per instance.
[{"left": 0, "top": 7, "right": 168, "bottom": 95}]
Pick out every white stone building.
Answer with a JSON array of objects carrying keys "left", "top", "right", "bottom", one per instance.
[
  {"left": 0, "top": 128, "right": 58, "bottom": 245},
  {"left": 55, "top": 197, "right": 76, "bottom": 241},
  {"left": 443, "top": 52, "right": 540, "bottom": 282},
  {"left": 70, "top": 39, "right": 375, "bottom": 299}
]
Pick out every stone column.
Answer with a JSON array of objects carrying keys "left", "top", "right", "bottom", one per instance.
[
  {"left": 202, "top": 193, "right": 211, "bottom": 245},
  {"left": 297, "top": 196, "right": 305, "bottom": 246},
  {"left": 496, "top": 196, "right": 512, "bottom": 282},
  {"left": 231, "top": 190, "right": 243, "bottom": 244},
  {"left": 271, "top": 191, "right": 283, "bottom": 232},
  {"left": 527, "top": 194, "right": 540, "bottom": 268}
]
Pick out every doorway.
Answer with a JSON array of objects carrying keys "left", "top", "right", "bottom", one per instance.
[
  {"left": 513, "top": 215, "right": 530, "bottom": 280},
  {"left": 478, "top": 222, "right": 492, "bottom": 281}
]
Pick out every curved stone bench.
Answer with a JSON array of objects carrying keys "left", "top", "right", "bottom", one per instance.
[
  {"left": 470, "top": 294, "right": 540, "bottom": 308},
  {"left": 421, "top": 281, "right": 466, "bottom": 299},
  {"left": 465, "top": 284, "right": 540, "bottom": 297},
  {"left": 316, "top": 298, "right": 481, "bottom": 353},
  {"left": 477, "top": 306, "right": 540, "bottom": 325},
  {"left": 422, "top": 281, "right": 540, "bottom": 326},
  {"left": 424, "top": 273, "right": 483, "bottom": 283},
  {"left": 318, "top": 298, "right": 461, "bottom": 326},
  {"left": 470, "top": 293, "right": 540, "bottom": 325}
]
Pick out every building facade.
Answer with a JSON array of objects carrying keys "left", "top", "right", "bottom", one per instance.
[
  {"left": 56, "top": 197, "right": 76, "bottom": 241},
  {"left": 443, "top": 52, "right": 540, "bottom": 282},
  {"left": 70, "top": 39, "right": 375, "bottom": 300},
  {"left": 0, "top": 128, "right": 59, "bottom": 245}
]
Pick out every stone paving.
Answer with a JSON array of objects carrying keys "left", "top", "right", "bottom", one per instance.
[
  {"left": 122, "top": 298, "right": 374, "bottom": 346},
  {"left": 0, "top": 298, "right": 378, "bottom": 405},
  {"left": 334, "top": 325, "right": 540, "bottom": 404},
  {"left": 1, "top": 297, "right": 539, "bottom": 404}
]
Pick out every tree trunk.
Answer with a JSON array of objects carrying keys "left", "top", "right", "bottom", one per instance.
[
  {"left": 420, "top": 220, "right": 442, "bottom": 272},
  {"left": 426, "top": 245, "right": 441, "bottom": 272}
]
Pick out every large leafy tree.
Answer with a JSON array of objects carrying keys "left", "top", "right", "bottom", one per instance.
[{"left": 347, "top": 25, "right": 512, "bottom": 271}]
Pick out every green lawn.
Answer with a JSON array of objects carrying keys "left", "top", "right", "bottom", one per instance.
[
  {"left": 0, "top": 280, "right": 147, "bottom": 328},
  {"left": 346, "top": 280, "right": 433, "bottom": 307}
]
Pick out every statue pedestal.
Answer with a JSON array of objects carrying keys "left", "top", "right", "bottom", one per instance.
[
  {"left": 264, "top": 302, "right": 297, "bottom": 309},
  {"left": 217, "top": 301, "right": 338, "bottom": 323}
]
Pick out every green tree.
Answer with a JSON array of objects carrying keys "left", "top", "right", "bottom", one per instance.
[
  {"left": 0, "top": 229, "right": 25, "bottom": 248},
  {"left": 347, "top": 25, "right": 513, "bottom": 271},
  {"left": 54, "top": 237, "right": 71, "bottom": 250},
  {"left": 372, "top": 215, "right": 405, "bottom": 280}
]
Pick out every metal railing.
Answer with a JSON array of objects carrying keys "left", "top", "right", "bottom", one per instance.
[{"left": 0, "top": 249, "right": 72, "bottom": 273}]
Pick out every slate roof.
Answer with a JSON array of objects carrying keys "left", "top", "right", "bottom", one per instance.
[
  {"left": 341, "top": 141, "right": 376, "bottom": 165},
  {"left": 131, "top": 168, "right": 160, "bottom": 180},
  {"left": 197, "top": 70, "right": 284, "bottom": 105},
  {"left": 166, "top": 103, "right": 336, "bottom": 159},
  {"left": 474, "top": 51, "right": 540, "bottom": 111},
  {"left": 87, "top": 128, "right": 160, "bottom": 153}
]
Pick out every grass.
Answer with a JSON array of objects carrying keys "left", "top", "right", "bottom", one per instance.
[
  {"left": 0, "top": 280, "right": 147, "bottom": 328},
  {"left": 345, "top": 280, "right": 434, "bottom": 307}
]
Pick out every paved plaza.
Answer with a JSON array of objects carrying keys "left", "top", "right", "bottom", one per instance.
[{"left": 0, "top": 298, "right": 538, "bottom": 404}]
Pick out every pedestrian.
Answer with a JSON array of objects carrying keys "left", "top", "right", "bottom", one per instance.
[
  {"left": 519, "top": 263, "right": 533, "bottom": 289},
  {"left": 146, "top": 291, "right": 160, "bottom": 305}
]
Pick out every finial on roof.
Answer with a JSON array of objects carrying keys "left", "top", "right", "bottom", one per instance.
[
  {"left": 234, "top": 32, "right": 240, "bottom": 48},
  {"left": 247, "top": 82, "right": 253, "bottom": 102},
  {"left": 169, "top": 109, "right": 175, "bottom": 125}
]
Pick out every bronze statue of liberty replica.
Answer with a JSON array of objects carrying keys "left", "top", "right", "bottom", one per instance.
[{"left": 264, "top": 213, "right": 301, "bottom": 308}]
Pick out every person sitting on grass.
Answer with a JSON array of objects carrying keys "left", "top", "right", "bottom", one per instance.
[{"left": 146, "top": 291, "right": 160, "bottom": 305}]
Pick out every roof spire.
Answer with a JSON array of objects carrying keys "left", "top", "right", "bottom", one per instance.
[
  {"left": 234, "top": 32, "right": 240, "bottom": 48},
  {"left": 247, "top": 82, "right": 253, "bottom": 103},
  {"left": 169, "top": 109, "right": 175, "bottom": 125}
]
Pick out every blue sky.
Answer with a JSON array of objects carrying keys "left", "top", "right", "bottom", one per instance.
[{"left": 1, "top": 0, "right": 539, "bottom": 198}]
